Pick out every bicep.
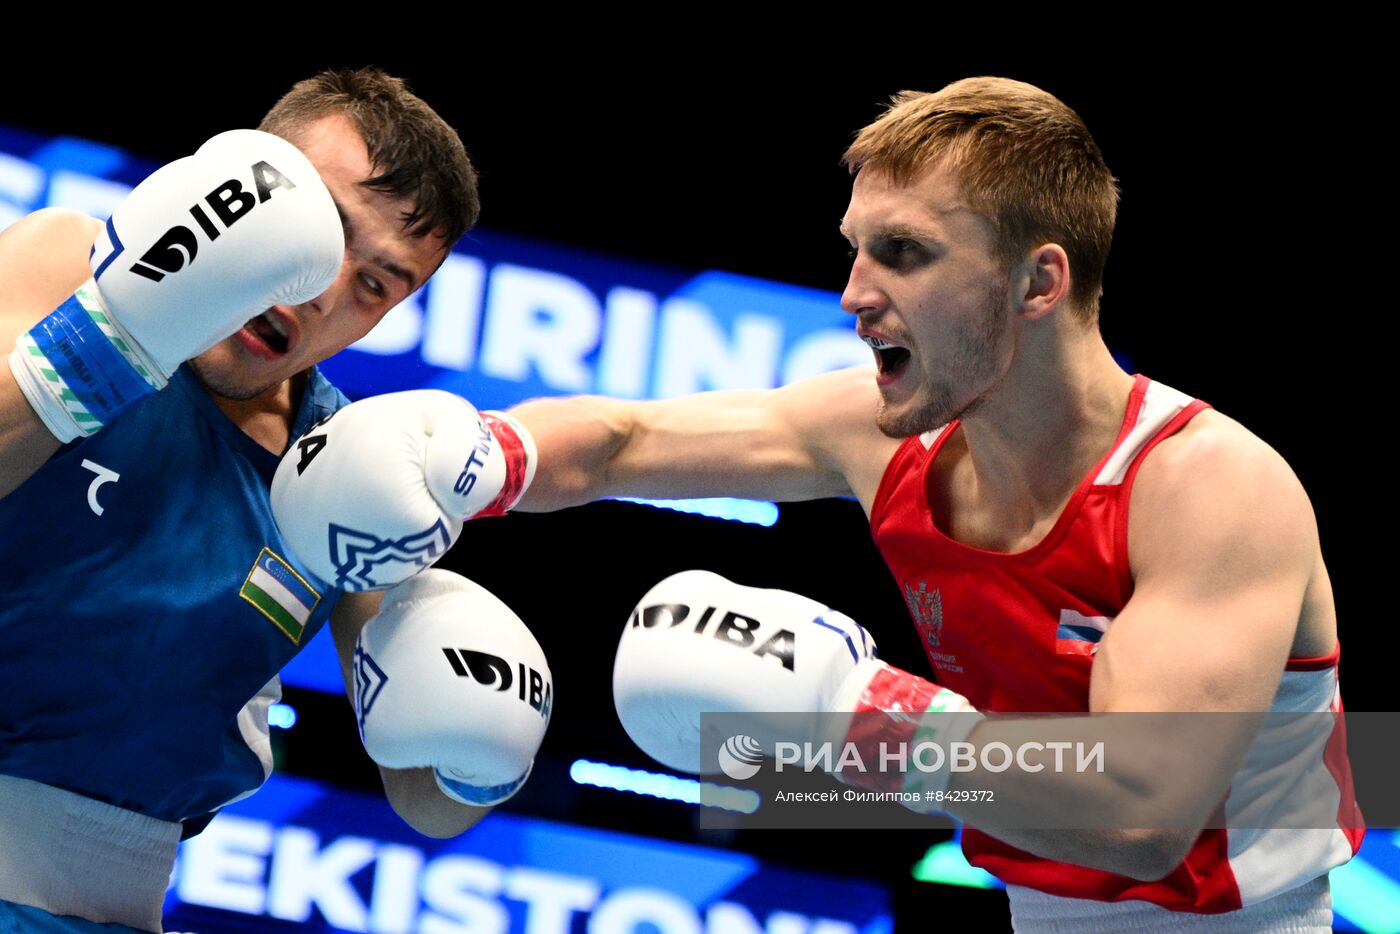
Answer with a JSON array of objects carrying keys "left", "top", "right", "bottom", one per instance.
[
  {"left": 1091, "top": 569, "right": 1306, "bottom": 714},
  {"left": 1090, "top": 431, "right": 1317, "bottom": 714}
]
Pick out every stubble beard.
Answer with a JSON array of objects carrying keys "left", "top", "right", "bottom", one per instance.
[
  {"left": 188, "top": 344, "right": 284, "bottom": 403},
  {"left": 875, "top": 278, "right": 1012, "bottom": 439}
]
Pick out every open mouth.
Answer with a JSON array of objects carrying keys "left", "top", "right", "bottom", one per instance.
[
  {"left": 245, "top": 311, "right": 291, "bottom": 354},
  {"left": 863, "top": 334, "right": 911, "bottom": 377}
]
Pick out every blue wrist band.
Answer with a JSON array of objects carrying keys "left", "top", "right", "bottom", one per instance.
[{"left": 26, "top": 292, "right": 155, "bottom": 429}]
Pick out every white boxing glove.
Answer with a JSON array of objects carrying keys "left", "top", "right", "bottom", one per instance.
[
  {"left": 270, "top": 391, "right": 536, "bottom": 590},
  {"left": 10, "top": 129, "right": 343, "bottom": 441},
  {"left": 612, "top": 570, "right": 877, "bottom": 773},
  {"left": 353, "top": 569, "right": 552, "bottom": 806},
  {"left": 613, "top": 570, "right": 982, "bottom": 795}
]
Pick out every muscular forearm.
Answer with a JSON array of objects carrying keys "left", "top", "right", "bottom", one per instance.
[
  {"left": 935, "top": 715, "right": 1251, "bottom": 879},
  {"left": 506, "top": 380, "right": 860, "bottom": 510},
  {"left": 507, "top": 395, "right": 636, "bottom": 511}
]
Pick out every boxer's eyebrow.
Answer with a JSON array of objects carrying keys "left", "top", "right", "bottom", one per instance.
[
  {"left": 330, "top": 197, "right": 418, "bottom": 289},
  {"left": 373, "top": 257, "right": 417, "bottom": 290},
  {"left": 331, "top": 197, "right": 350, "bottom": 234},
  {"left": 839, "top": 220, "right": 945, "bottom": 246},
  {"left": 879, "top": 223, "right": 944, "bottom": 246}
]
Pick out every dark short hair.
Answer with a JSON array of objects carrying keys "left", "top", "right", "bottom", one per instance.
[
  {"left": 844, "top": 78, "right": 1119, "bottom": 323},
  {"left": 259, "top": 67, "right": 479, "bottom": 248}
]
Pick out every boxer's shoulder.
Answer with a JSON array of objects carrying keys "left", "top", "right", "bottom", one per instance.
[
  {"left": 1136, "top": 407, "right": 1304, "bottom": 503},
  {"left": 1127, "top": 407, "right": 1318, "bottom": 578},
  {"left": 1113, "top": 405, "right": 1335, "bottom": 682}
]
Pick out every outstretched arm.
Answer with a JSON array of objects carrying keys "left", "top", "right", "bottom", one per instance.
[{"left": 509, "top": 364, "right": 900, "bottom": 514}]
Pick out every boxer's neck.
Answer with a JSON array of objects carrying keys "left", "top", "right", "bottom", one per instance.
[
  {"left": 941, "top": 330, "right": 1134, "bottom": 549},
  {"left": 207, "top": 372, "right": 304, "bottom": 455}
]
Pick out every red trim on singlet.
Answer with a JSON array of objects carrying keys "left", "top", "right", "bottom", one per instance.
[
  {"left": 1324, "top": 687, "right": 1367, "bottom": 852},
  {"left": 967, "top": 827, "right": 1245, "bottom": 913},
  {"left": 1110, "top": 396, "right": 1214, "bottom": 603},
  {"left": 1285, "top": 643, "right": 1341, "bottom": 671},
  {"left": 875, "top": 375, "right": 1154, "bottom": 565},
  {"left": 869, "top": 427, "right": 949, "bottom": 526}
]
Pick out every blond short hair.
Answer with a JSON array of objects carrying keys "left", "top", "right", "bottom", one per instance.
[{"left": 843, "top": 77, "right": 1119, "bottom": 322}]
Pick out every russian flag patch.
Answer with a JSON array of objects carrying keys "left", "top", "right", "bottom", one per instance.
[
  {"left": 1055, "top": 608, "right": 1112, "bottom": 657},
  {"left": 240, "top": 548, "right": 320, "bottom": 644}
]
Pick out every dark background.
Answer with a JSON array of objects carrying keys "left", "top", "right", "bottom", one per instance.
[{"left": 4, "top": 49, "right": 1374, "bottom": 929}]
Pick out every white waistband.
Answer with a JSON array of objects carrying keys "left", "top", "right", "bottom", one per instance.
[
  {"left": 0, "top": 773, "right": 179, "bottom": 932},
  {"left": 1007, "top": 874, "right": 1331, "bottom": 933}
]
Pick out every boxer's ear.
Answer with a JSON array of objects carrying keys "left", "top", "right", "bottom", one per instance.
[{"left": 1016, "top": 243, "right": 1071, "bottom": 322}]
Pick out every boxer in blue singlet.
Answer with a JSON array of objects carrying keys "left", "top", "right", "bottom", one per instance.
[{"left": 0, "top": 68, "right": 482, "bottom": 932}]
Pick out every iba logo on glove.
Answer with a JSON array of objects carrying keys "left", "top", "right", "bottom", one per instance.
[
  {"left": 114, "top": 161, "right": 299, "bottom": 284},
  {"left": 629, "top": 602, "right": 797, "bottom": 671},
  {"left": 442, "top": 648, "right": 553, "bottom": 721}
]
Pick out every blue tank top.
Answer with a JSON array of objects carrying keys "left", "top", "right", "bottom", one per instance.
[{"left": 0, "top": 365, "right": 348, "bottom": 822}]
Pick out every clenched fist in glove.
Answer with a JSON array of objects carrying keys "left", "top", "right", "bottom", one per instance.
[
  {"left": 352, "top": 569, "right": 551, "bottom": 807},
  {"left": 271, "top": 391, "right": 536, "bottom": 590},
  {"left": 613, "top": 570, "right": 983, "bottom": 798}
]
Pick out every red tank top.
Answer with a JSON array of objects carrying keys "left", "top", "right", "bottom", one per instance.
[{"left": 868, "top": 375, "right": 1362, "bottom": 912}]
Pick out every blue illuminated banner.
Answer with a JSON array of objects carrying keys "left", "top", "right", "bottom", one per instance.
[
  {"left": 165, "top": 773, "right": 892, "bottom": 933},
  {"left": 333, "top": 243, "right": 864, "bottom": 412},
  {"left": 0, "top": 125, "right": 866, "bottom": 414}
]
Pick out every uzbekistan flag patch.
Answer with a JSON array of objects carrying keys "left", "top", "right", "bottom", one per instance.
[{"left": 240, "top": 548, "right": 320, "bottom": 644}]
